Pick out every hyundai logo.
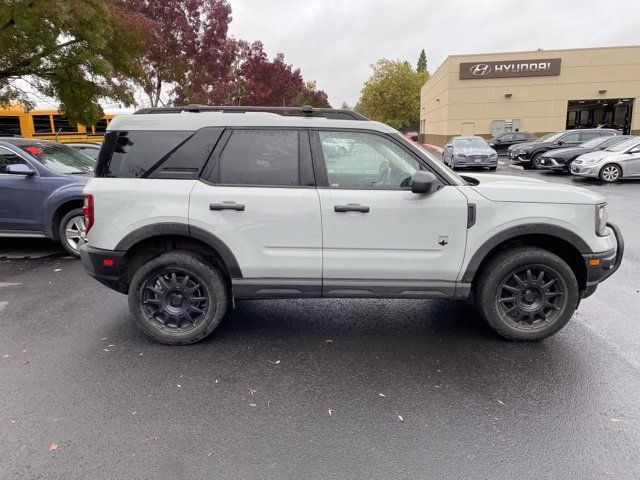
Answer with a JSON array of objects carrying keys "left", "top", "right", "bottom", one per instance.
[{"left": 470, "top": 64, "right": 492, "bottom": 76}]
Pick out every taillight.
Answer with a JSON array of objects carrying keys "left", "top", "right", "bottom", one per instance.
[{"left": 83, "top": 194, "right": 94, "bottom": 234}]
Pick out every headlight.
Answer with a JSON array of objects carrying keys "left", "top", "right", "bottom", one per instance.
[
  {"left": 585, "top": 156, "right": 606, "bottom": 164},
  {"left": 595, "top": 204, "right": 608, "bottom": 236},
  {"left": 490, "top": 153, "right": 498, "bottom": 159}
]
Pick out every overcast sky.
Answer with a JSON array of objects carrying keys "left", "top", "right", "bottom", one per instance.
[{"left": 227, "top": 0, "right": 640, "bottom": 107}]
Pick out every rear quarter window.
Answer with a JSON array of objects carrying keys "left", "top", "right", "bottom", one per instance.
[{"left": 96, "top": 128, "right": 223, "bottom": 179}]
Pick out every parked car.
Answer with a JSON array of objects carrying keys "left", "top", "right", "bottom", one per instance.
[
  {"left": 539, "top": 135, "right": 633, "bottom": 172},
  {"left": 571, "top": 136, "right": 640, "bottom": 183},
  {"left": 443, "top": 136, "right": 498, "bottom": 170},
  {"left": 65, "top": 142, "right": 102, "bottom": 160},
  {"left": 597, "top": 124, "right": 625, "bottom": 132},
  {"left": 488, "top": 131, "right": 536, "bottom": 154},
  {"left": 0, "top": 138, "right": 94, "bottom": 256},
  {"left": 508, "top": 129, "right": 619, "bottom": 169},
  {"left": 79, "top": 105, "right": 622, "bottom": 345}
]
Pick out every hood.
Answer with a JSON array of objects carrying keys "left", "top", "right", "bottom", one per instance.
[
  {"left": 575, "top": 150, "right": 619, "bottom": 162},
  {"left": 466, "top": 173, "right": 605, "bottom": 205},
  {"left": 456, "top": 147, "right": 495, "bottom": 155},
  {"left": 540, "top": 146, "right": 591, "bottom": 158},
  {"left": 508, "top": 141, "right": 536, "bottom": 150}
]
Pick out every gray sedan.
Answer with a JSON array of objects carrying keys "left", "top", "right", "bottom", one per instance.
[{"left": 443, "top": 136, "right": 498, "bottom": 170}]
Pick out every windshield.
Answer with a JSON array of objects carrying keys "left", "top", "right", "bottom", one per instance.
[
  {"left": 605, "top": 138, "right": 640, "bottom": 152},
  {"left": 535, "top": 132, "right": 564, "bottom": 143},
  {"left": 19, "top": 143, "right": 95, "bottom": 174},
  {"left": 453, "top": 137, "right": 489, "bottom": 149}
]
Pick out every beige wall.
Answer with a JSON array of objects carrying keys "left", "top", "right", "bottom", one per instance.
[{"left": 420, "top": 46, "right": 640, "bottom": 146}]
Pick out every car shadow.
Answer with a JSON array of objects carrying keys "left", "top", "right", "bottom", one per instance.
[{"left": 0, "top": 237, "right": 65, "bottom": 259}]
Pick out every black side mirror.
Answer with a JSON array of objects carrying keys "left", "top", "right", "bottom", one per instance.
[
  {"left": 5, "top": 163, "right": 36, "bottom": 176},
  {"left": 556, "top": 141, "right": 564, "bottom": 146},
  {"left": 411, "top": 171, "right": 438, "bottom": 194},
  {"left": 489, "top": 142, "right": 496, "bottom": 148}
]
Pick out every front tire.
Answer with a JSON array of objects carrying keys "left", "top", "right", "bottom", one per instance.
[
  {"left": 128, "top": 251, "right": 229, "bottom": 345},
  {"left": 475, "top": 247, "right": 579, "bottom": 341},
  {"left": 58, "top": 208, "right": 85, "bottom": 257},
  {"left": 530, "top": 152, "right": 543, "bottom": 170},
  {"left": 599, "top": 163, "right": 622, "bottom": 183}
]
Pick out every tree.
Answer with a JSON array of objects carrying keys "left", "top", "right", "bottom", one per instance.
[
  {"left": 121, "top": 0, "right": 235, "bottom": 108},
  {"left": 417, "top": 49, "right": 428, "bottom": 73},
  {"left": 0, "top": 0, "right": 148, "bottom": 124},
  {"left": 296, "top": 81, "right": 330, "bottom": 108},
  {"left": 340, "top": 101, "right": 351, "bottom": 110},
  {"left": 355, "top": 59, "right": 429, "bottom": 131}
]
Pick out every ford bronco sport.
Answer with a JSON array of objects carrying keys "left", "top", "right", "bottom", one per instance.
[{"left": 79, "top": 106, "right": 623, "bottom": 345}]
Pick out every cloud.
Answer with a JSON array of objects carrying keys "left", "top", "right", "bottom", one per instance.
[{"left": 227, "top": 0, "right": 640, "bottom": 106}]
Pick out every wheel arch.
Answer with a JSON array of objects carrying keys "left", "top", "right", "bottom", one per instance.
[
  {"left": 117, "top": 223, "right": 242, "bottom": 287},
  {"left": 463, "top": 225, "right": 590, "bottom": 292}
]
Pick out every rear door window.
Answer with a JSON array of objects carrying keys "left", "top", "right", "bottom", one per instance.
[{"left": 214, "top": 130, "right": 300, "bottom": 186}]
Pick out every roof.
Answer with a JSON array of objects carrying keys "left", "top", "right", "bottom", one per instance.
[{"left": 107, "top": 111, "right": 398, "bottom": 134}]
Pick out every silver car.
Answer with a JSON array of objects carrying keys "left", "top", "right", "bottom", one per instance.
[
  {"left": 571, "top": 136, "right": 640, "bottom": 183},
  {"left": 443, "top": 136, "right": 498, "bottom": 170}
]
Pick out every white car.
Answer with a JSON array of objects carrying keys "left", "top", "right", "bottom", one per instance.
[
  {"left": 571, "top": 137, "right": 640, "bottom": 183},
  {"left": 79, "top": 105, "right": 623, "bottom": 345}
]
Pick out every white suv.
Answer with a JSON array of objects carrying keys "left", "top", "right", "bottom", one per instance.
[{"left": 79, "top": 106, "right": 623, "bottom": 345}]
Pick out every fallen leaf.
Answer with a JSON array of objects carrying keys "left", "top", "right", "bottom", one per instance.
[
  {"left": 131, "top": 411, "right": 137, "bottom": 415},
  {"left": 268, "top": 359, "right": 281, "bottom": 365},
  {"left": 9, "top": 419, "right": 16, "bottom": 424},
  {"left": 325, "top": 339, "right": 334, "bottom": 344},
  {"left": 248, "top": 403, "right": 257, "bottom": 407},
  {"left": 103, "top": 349, "right": 110, "bottom": 352},
  {"left": 248, "top": 389, "right": 256, "bottom": 395},
  {"left": 378, "top": 393, "right": 386, "bottom": 397},
  {"left": 208, "top": 451, "right": 215, "bottom": 457},
  {"left": 267, "top": 400, "right": 272, "bottom": 407},
  {"left": 144, "top": 436, "right": 159, "bottom": 442},
  {"left": 176, "top": 384, "right": 182, "bottom": 388},
  {"left": 22, "top": 360, "right": 30, "bottom": 365},
  {"left": 497, "top": 400, "right": 505, "bottom": 406},
  {"left": 328, "top": 408, "right": 335, "bottom": 417},
  {"left": 397, "top": 415, "right": 404, "bottom": 422},
  {"left": 610, "top": 418, "right": 621, "bottom": 422},
  {"left": 49, "top": 443, "right": 58, "bottom": 451},
  {"left": 54, "top": 269, "right": 62, "bottom": 272}
]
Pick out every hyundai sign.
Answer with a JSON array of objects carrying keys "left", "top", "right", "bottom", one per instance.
[{"left": 459, "top": 58, "right": 561, "bottom": 79}]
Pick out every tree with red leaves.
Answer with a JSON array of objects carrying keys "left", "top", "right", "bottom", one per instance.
[{"left": 120, "top": 0, "right": 235, "bottom": 107}]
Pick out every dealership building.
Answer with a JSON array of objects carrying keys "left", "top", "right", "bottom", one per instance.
[{"left": 419, "top": 45, "right": 640, "bottom": 146}]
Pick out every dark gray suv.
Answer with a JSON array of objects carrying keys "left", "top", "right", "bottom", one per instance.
[{"left": 508, "top": 129, "right": 619, "bottom": 169}]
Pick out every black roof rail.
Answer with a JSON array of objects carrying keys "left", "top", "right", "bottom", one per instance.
[{"left": 133, "top": 105, "right": 368, "bottom": 121}]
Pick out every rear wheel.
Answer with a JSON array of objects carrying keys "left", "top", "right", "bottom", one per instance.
[
  {"left": 475, "top": 247, "right": 579, "bottom": 341},
  {"left": 599, "top": 164, "right": 622, "bottom": 183},
  {"left": 58, "top": 208, "right": 85, "bottom": 257},
  {"left": 128, "top": 251, "right": 229, "bottom": 345}
]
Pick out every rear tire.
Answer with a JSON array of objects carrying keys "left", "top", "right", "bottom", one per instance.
[
  {"left": 599, "top": 163, "right": 622, "bottom": 183},
  {"left": 474, "top": 247, "right": 579, "bottom": 341},
  {"left": 128, "top": 251, "right": 229, "bottom": 345},
  {"left": 58, "top": 208, "right": 85, "bottom": 257}
]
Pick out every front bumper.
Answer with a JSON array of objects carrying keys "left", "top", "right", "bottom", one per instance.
[
  {"left": 539, "top": 157, "right": 569, "bottom": 171},
  {"left": 581, "top": 222, "right": 624, "bottom": 298},
  {"left": 453, "top": 157, "right": 498, "bottom": 168},
  {"left": 508, "top": 150, "right": 530, "bottom": 164},
  {"left": 571, "top": 162, "right": 600, "bottom": 178},
  {"left": 79, "top": 242, "right": 127, "bottom": 294}
]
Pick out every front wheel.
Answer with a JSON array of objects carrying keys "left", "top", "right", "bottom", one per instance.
[
  {"left": 530, "top": 152, "right": 543, "bottom": 170},
  {"left": 475, "top": 247, "right": 579, "bottom": 341},
  {"left": 128, "top": 251, "right": 229, "bottom": 345},
  {"left": 58, "top": 208, "right": 85, "bottom": 257},
  {"left": 599, "top": 164, "right": 622, "bottom": 183}
]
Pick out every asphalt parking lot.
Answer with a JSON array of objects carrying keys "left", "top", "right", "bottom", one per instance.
[{"left": 1, "top": 167, "right": 639, "bottom": 480}]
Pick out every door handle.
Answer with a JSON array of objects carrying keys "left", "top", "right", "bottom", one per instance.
[
  {"left": 210, "top": 202, "right": 245, "bottom": 211},
  {"left": 334, "top": 203, "right": 370, "bottom": 213}
]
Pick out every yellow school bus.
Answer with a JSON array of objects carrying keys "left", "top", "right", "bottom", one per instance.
[{"left": 0, "top": 105, "right": 115, "bottom": 142}]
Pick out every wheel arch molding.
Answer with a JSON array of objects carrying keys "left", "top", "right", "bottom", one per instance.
[
  {"left": 115, "top": 223, "right": 243, "bottom": 279},
  {"left": 461, "top": 223, "right": 592, "bottom": 285}
]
